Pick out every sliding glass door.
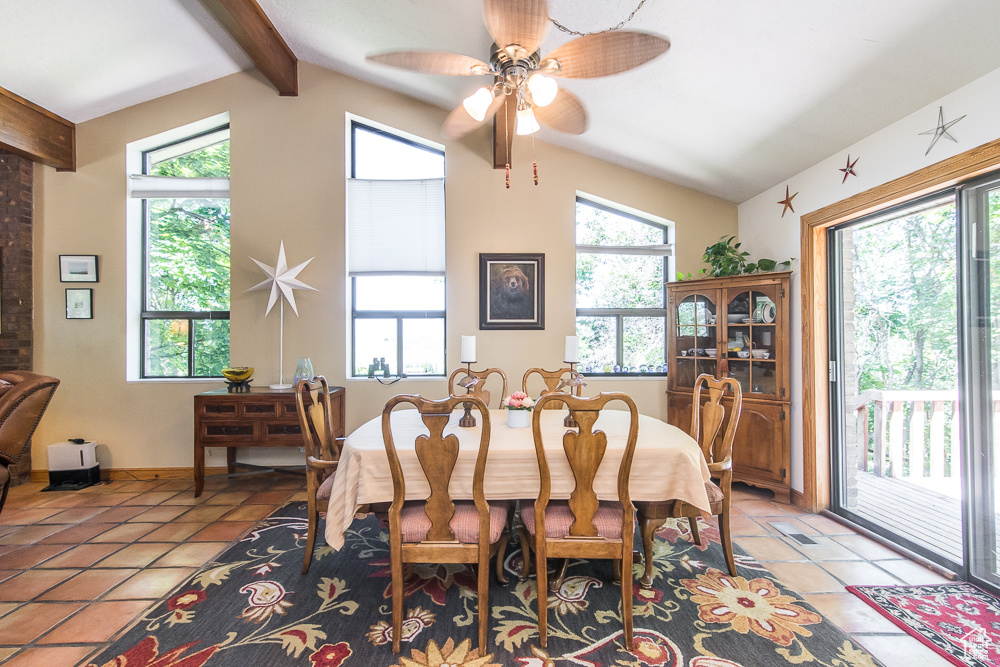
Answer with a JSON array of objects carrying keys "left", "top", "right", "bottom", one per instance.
[
  {"left": 829, "top": 194, "right": 963, "bottom": 570},
  {"left": 830, "top": 171, "right": 1000, "bottom": 588},
  {"left": 960, "top": 173, "right": 1000, "bottom": 588}
]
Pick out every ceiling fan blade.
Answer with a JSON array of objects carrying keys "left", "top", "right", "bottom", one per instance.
[
  {"left": 367, "top": 51, "right": 491, "bottom": 76},
  {"left": 442, "top": 94, "right": 506, "bottom": 139},
  {"left": 541, "top": 31, "right": 670, "bottom": 79},
  {"left": 483, "top": 0, "right": 548, "bottom": 55},
  {"left": 533, "top": 88, "right": 587, "bottom": 135}
]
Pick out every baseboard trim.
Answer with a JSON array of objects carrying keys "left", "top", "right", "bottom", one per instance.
[
  {"left": 791, "top": 488, "right": 806, "bottom": 508},
  {"left": 29, "top": 467, "right": 228, "bottom": 483}
]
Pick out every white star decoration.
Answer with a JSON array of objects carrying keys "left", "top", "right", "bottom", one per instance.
[
  {"left": 247, "top": 241, "right": 317, "bottom": 316},
  {"left": 919, "top": 106, "right": 966, "bottom": 156}
]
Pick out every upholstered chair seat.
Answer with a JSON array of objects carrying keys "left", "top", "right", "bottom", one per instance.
[
  {"left": 520, "top": 501, "right": 624, "bottom": 539},
  {"left": 400, "top": 500, "right": 509, "bottom": 544}
]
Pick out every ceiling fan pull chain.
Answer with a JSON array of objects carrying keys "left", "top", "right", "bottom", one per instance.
[
  {"left": 531, "top": 132, "right": 539, "bottom": 186},
  {"left": 506, "top": 163, "right": 511, "bottom": 189},
  {"left": 550, "top": 0, "right": 650, "bottom": 36}
]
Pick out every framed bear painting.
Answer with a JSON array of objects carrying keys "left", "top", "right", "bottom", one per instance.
[{"left": 479, "top": 253, "right": 544, "bottom": 330}]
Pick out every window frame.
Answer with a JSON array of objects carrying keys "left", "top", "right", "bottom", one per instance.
[
  {"left": 348, "top": 119, "right": 447, "bottom": 378},
  {"left": 575, "top": 196, "right": 671, "bottom": 377},
  {"left": 139, "top": 125, "right": 231, "bottom": 379}
]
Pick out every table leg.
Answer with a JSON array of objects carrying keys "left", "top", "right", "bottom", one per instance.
[
  {"left": 194, "top": 444, "right": 205, "bottom": 497},
  {"left": 227, "top": 447, "right": 237, "bottom": 474},
  {"left": 635, "top": 501, "right": 671, "bottom": 588}
]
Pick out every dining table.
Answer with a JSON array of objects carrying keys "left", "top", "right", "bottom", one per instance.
[{"left": 323, "top": 407, "right": 712, "bottom": 584}]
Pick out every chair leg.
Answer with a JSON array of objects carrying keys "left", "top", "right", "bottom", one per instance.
[
  {"left": 719, "top": 509, "right": 738, "bottom": 576},
  {"left": 478, "top": 554, "right": 489, "bottom": 651},
  {"left": 689, "top": 515, "right": 701, "bottom": 545},
  {"left": 550, "top": 558, "right": 569, "bottom": 592},
  {"left": 494, "top": 533, "right": 509, "bottom": 584},
  {"left": 391, "top": 555, "right": 404, "bottom": 654},
  {"left": 517, "top": 525, "right": 532, "bottom": 581},
  {"left": 536, "top": 546, "right": 548, "bottom": 649},
  {"left": 621, "top": 553, "right": 634, "bottom": 651},
  {"left": 302, "top": 505, "right": 317, "bottom": 574}
]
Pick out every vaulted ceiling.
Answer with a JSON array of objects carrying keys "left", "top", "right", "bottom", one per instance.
[{"left": 2, "top": 0, "right": 999, "bottom": 202}]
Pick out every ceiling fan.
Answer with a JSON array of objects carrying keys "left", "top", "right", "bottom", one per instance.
[{"left": 366, "top": 0, "right": 670, "bottom": 147}]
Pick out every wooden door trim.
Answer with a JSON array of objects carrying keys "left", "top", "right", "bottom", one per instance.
[{"left": 800, "top": 136, "right": 1000, "bottom": 512}]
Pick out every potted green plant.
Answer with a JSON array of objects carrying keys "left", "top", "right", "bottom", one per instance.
[{"left": 678, "top": 236, "right": 794, "bottom": 280}]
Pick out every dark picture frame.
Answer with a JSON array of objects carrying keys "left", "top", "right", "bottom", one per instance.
[
  {"left": 479, "top": 253, "right": 544, "bottom": 330},
  {"left": 66, "top": 288, "right": 93, "bottom": 319},
  {"left": 59, "top": 255, "right": 99, "bottom": 283}
]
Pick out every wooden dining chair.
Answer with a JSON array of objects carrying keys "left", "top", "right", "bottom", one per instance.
[
  {"left": 447, "top": 367, "right": 508, "bottom": 408},
  {"left": 518, "top": 392, "right": 640, "bottom": 651},
  {"left": 295, "top": 376, "right": 343, "bottom": 574},
  {"left": 521, "top": 367, "right": 582, "bottom": 408},
  {"left": 638, "top": 373, "right": 742, "bottom": 579},
  {"left": 382, "top": 394, "right": 509, "bottom": 653}
]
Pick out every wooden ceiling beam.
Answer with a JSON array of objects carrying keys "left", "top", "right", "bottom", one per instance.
[
  {"left": 202, "top": 0, "right": 298, "bottom": 96},
  {"left": 0, "top": 86, "right": 75, "bottom": 171}
]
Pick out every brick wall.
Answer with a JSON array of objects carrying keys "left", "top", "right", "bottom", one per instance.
[{"left": 0, "top": 148, "right": 34, "bottom": 485}]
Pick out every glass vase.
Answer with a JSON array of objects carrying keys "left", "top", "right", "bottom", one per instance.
[{"left": 293, "top": 357, "right": 314, "bottom": 385}]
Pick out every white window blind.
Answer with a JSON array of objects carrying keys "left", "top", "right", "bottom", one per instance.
[{"left": 347, "top": 178, "right": 445, "bottom": 276}]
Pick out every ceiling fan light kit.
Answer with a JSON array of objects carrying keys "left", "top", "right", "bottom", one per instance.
[{"left": 366, "top": 0, "right": 670, "bottom": 186}]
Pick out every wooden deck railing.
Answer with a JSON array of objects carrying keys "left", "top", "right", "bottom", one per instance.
[{"left": 854, "top": 389, "right": 964, "bottom": 478}]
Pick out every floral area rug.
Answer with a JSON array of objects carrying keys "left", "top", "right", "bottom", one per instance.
[
  {"left": 88, "top": 503, "right": 880, "bottom": 667},
  {"left": 848, "top": 582, "right": 1000, "bottom": 667}
]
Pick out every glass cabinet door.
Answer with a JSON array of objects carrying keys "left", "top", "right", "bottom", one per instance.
[
  {"left": 675, "top": 292, "right": 718, "bottom": 388},
  {"left": 724, "top": 288, "right": 778, "bottom": 398}
]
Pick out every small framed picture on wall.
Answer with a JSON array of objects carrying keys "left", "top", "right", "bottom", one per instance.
[
  {"left": 59, "top": 255, "right": 99, "bottom": 282},
  {"left": 479, "top": 253, "right": 545, "bottom": 330},
  {"left": 66, "top": 289, "right": 93, "bottom": 319}
]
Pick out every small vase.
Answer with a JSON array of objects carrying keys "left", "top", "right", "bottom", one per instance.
[
  {"left": 507, "top": 409, "right": 531, "bottom": 428},
  {"left": 293, "top": 357, "right": 314, "bottom": 385}
]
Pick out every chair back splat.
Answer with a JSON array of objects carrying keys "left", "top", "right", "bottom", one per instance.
[
  {"left": 521, "top": 367, "right": 582, "bottom": 409},
  {"left": 447, "top": 367, "right": 508, "bottom": 408},
  {"left": 691, "top": 373, "right": 742, "bottom": 467}
]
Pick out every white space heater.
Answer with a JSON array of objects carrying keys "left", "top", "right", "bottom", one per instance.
[{"left": 46, "top": 441, "right": 100, "bottom": 490}]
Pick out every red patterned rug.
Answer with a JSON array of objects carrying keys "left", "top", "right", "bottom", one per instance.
[{"left": 847, "top": 582, "right": 1000, "bottom": 667}]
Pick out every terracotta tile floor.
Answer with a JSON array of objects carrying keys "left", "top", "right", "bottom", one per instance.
[{"left": 0, "top": 477, "right": 952, "bottom": 666}]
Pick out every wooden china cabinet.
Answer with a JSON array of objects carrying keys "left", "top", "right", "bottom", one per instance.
[{"left": 666, "top": 271, "right": 792, "bottom": 503}]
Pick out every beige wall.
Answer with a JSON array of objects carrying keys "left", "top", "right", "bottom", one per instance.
[{"left": 31, "top": 63, "right": 736, "bottom": 472}]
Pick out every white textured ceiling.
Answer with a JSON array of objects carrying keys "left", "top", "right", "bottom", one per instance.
[{"left": 3, "top": 0, "right": 1000, "bottom": 203}]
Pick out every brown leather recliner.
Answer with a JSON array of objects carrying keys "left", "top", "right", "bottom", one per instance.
[{"left": 0, "top": 371, "right": 60, "bottom": 515}]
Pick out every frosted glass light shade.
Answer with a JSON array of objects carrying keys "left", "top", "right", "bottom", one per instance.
[
  {"left": 515, "top": 106, "right": 540, "bottom": 135},
  {"left": 527, "top": 74, "right": 558, "bottom": 107},
  {"left": 462, "top": 87, "right": 494, "bottom": 122}
]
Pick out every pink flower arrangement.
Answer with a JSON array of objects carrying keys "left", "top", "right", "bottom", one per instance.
[{"left": 502, "top": 391, "right": 535, "bottom": 411}]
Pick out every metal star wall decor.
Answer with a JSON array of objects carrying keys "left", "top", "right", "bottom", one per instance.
[
  {"left": 248, "top": 241, "right": 317, "bottom": 316},
  {"left": 778, "top": 186, "right": 797, "bottom": 218},
  {"left": 919, "top": 106, "right": 966, "bottom": 156},
  {"left": 839, "top": 154, "right": 859, "bottom": 183}
]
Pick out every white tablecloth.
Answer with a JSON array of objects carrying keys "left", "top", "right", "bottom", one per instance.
[{"left": 324, "top": 408, "right": 711, "bottom": 550}]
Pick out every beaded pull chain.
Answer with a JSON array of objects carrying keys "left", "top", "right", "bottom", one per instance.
[
  {"left": 505, "top": 163, "right": 510, "bottom": 189},
  {"left": 533, "top": 160, "right": 539, "bottom": 186}
]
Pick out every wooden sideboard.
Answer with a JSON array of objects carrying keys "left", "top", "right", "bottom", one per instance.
[{"left": 193, "top": 386, "right": 345, "bottom": 497}]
